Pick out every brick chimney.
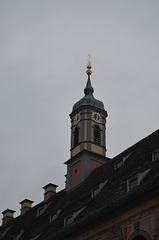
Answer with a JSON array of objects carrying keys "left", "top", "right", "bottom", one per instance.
[
  {"left": 20, "top": 199, "right": 34, "bottom": 215},
  {"left": 43, "top": 183, "right": 58, "bottom": 201},
  {"left": 2, "top": 209, "right": 15, "bottom": 225}
]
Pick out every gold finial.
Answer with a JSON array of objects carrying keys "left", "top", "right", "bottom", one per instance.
[
  {"left": 87, "top": 53, "right": 91, "bottom": 67},
  {"left": 86, "top": 54, "right": 92, "bottom": 75}
]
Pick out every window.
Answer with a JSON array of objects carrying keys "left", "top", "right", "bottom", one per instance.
[
  {"left": 153, "top": 150, "right": 159, "bottom": 161},
  {"left": 65, "top": 216, "right": 73, "bottom": 226},
  {"left": 50, "top": 209, "right": 61, "bottom": 222},
  {"left": 91, "top": 186, "right": 100, "bottom": 197},
  {"left": 50, "top": 214, "right": 57, "bottom": 222},
  {"left": 15, "top": 230, "right": 24, "bottom": 240},
  {"left": 15, "top": 233, "right": 21, "bottom": 240},
  {"left": 38, "top": 207, "right": 44, "bottom": 216},
  {"left": 93, "top": 187, "right": 100, "bottom": 196},
  {"left": 94, "top": 125, "right": 100, "bottom": 145},
  {"left": 64, "top": 208, "right": 84, "bottom": 227},
  {"left": 129, "top": 178, "right": 138, "bottom": 190},
  {"left": 115, "top": 160, "right": 123, "bottom": 169},
  {"left": 91, "top": 180, "right": 108, "bottom": 198},
  {"left": 74, "top": 127, "right": 79, "bottom": 146}
]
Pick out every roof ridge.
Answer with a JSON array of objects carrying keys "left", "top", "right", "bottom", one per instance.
[{"left": 113, "top": 129, "right": 159, "bottom": 160}]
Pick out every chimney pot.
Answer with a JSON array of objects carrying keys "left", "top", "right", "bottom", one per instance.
[
  {"left": 2, "top": 209, "right": 15, "bottom": 225},
  {"left": 43, "top": 183, "right": 58, "bottom": 201},
  {"left": 19, "top": 199, "right": 34, "bottom": 215}
]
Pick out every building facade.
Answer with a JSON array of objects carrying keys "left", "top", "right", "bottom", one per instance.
[{"left": 0, "top": 62, "right": 159, "bottom": 240}]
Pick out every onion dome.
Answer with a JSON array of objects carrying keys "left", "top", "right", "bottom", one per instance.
[{"left": 72, "top": 57, "right": 105, "bottom": 112}]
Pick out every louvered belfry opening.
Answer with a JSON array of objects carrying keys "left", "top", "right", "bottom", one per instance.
[
  {"left": 74, "top": 127, "right": 79, "bottom": 146},
  {"left": 94, "top": 125, "right": 100, "bottom": 145}
]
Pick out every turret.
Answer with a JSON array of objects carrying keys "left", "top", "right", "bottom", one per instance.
[{"left": 65, "top": 56, "right": 108, "bottom": 191}]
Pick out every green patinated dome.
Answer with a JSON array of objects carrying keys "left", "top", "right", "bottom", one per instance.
[{"left": 72, "top": 74, "right": 105, "bottom": 112}]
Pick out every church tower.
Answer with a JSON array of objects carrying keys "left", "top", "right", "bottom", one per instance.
[{"left": 65, "top": 58, "right": 108, "bottom": 190}]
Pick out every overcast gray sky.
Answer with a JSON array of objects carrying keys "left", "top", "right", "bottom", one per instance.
[{"left": 0, "top": 0, "right": 159, "bottom": 219}]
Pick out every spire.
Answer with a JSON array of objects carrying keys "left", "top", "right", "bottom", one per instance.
[
  {"left": 84, "top": 54, "right": 94, "bottom": 96},
  {"left": 72, "top": 55, "right": 105, "bottom": 112}
]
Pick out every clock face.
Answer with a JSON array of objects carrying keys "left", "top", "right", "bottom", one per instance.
[
  {"left": 92, "top": 112, "right": 102, "bottom": 123},
  {"left": 74, "top": 113, "right": 81, "bottom": 125}
]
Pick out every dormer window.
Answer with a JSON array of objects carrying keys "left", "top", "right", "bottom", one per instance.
[
  {"left": 64, "top": 215, "right": 74, "bottom": 226},
  {"left": 114, "top": 153, "right": 132, "bottom": 170},
  {"left": 129, "top": 178, "right": 138, "bottom": 190},
  {"left": 64, "top": 208, "right": 84, "bottom": 227},
  {"left": 14, "top": 230, "right": 24, "bottom": 240},
  {"left": 50, "top": 214, "right": 57, "bottom": 222},
  {"left": 153, "top": 150, "right": 159, "bottom": 161},
  {"left": 50, "top": 209, "right": 61, "bottom": 222},
  {"left": 92, "top": 187, "right": 100, "bottom": 197},
  {"left": 94, "top": 125, "right": 101, "bottom": 145},
  {"left": 115, "top": 160, "right": 123, "bottom": 169},
  {"left": 15, "top": 234, "right": 20, "bottom": 240},
  {"left": 127, "top": 177, "right": 138, "bottom": 191},
  {"left": 91, "top": 180, "right": 108, "bottom": 198},
  {"left": 37, "top": 207, "right": 44, "bottom": 216},
  {"left": 66, "top": 216, "right": 73, "bottom": 224},
  {"left": 127, "top": 169, "right": 150, "bottom": 192}
]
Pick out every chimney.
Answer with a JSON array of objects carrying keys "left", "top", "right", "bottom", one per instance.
[
  {"left": 2, "top": 209, "right": 15, "bottom": 225},
  {"left": 43, "top": 183, "right": 58, "bottom": 201},
  {"left": 65, "top": 174, "right": 67, "bottom": 188},
  {"left": 20, "top": 199, "right": 34, "bottom": 215}
]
